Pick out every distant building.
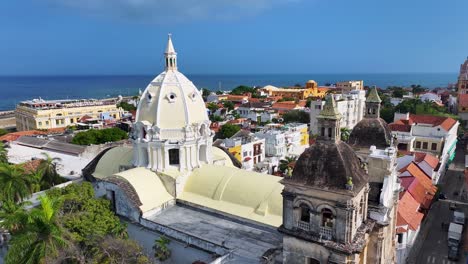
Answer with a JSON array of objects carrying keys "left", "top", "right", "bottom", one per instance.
[
  {"left": 15, "top": 98, "right": 123, "bottom": 131},
  {"left": 223, "top": 130, "right": 265, "bottom": 171},
  {"left": 262, "top": 80, "right": 331, "bottom": 100},
  {"left": 336, "top": 80, "right": 364, "bottom": 92},
  {"left": 310, "top": 90, "right": 366, "bottom": 135},
  {"left": 390, "top": 113, "right": 459, "bottom": 175}
]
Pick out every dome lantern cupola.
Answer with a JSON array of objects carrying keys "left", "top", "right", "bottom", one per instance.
[{"left": 165, "top": 34, "right": 177, "bottom": 71}]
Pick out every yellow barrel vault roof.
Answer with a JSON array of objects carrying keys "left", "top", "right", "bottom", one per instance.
[{"left": 179, "top": 165, "right": 284, "bottom": 227}]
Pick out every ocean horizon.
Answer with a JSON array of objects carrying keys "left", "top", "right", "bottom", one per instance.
[{"left": 0, "top": 73, "right": 458, "bottom": 111}]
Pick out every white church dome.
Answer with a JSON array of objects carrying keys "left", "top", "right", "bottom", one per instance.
[{"left": 136, "top": 35, "right": 208, "bottom": 131}]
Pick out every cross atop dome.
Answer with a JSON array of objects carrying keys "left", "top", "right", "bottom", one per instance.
[{"left": 165, "top": 34, "right": 177, "bottom": 71}]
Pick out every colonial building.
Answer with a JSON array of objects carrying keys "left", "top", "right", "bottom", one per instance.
[
  {"left": 262, "top": 81, "right": 331, "bottom": 100},
  {"left": 15, "top": 98, "right": 123, "bottom": 131},
  {"left": 389, "top": 113, "right": 458, "bottom": 176},
  {"left": 84, "top": 36, "right": 398, "bottom": 264}
]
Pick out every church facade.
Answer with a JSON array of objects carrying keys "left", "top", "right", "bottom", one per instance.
[{"left": 83, "top": 36, "right": 399, "bottom": 263}]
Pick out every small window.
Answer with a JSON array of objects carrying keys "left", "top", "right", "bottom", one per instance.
[
  {"left": 415, "top": 141, "right": 421, "bottom": 148},
  {"left": 431, "top": 143, "right": 437, "bottom": 150},
  {"left": 169, "top": 149, "right": 179, "bottom": 165},
  {"left": 45, "top": 121, "right": 49, "bottom": 125},
  {"left": 321, "top": 127, "right": 325, "bottom": 137},
  {"left": 328, "top": 127, "right": 332, "bottom": 138},
  {"left": 397, "top": 233, "right": 403, "bottom": 243},
  {"left": 38, "top": 121, "right": 42, "bottom": 126},
  {"left": 422, "top": 142, "right": 428, "bottom": 149}
]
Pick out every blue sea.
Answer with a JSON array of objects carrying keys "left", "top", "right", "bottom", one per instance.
[{"left": 0, "top": 73, "right": 458, "bottom": 111}]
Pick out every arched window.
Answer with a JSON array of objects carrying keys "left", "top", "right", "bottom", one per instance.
[
  {"left": 300, "top": 204, "right": 310, "bottom": 222},
  {"left": 321, "top": 208, "right": 334, "bottom": 228},
  {"left": 321, "top": 127, "right": 325, "bottom": 137},
  {"left": 328, "top": 128, "right": 332, "bottom": 138}
]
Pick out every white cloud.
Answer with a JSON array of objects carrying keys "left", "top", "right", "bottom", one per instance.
[{"left": 47, "top": 0, "right": 298, "bottom": 23}]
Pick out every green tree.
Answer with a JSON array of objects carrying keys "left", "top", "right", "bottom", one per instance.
[
  {"left": 0, "top": 164, "right": 36, "bottom": 203},
  {"left": 219, "top": 123, "right": 241, "bottom": 139},
  {"left": 0, "top": 200, "right": 31, "bottom": 234},
  {"left": 72, "top": 128, "right": 128, "bottom": 145},
  {"left": 222, "top": 101, "right": 235, "bottom": 112},
  {"left": 153, "top": 236, "right": 171, "bottom": 261},
  {"left": 389, "top": 86, "right": 406, "bottom": 98},
  {"left": 340, "top": 128, "right": 351, "bottom": 141},
  {"left": 47, "top": 182, "right": 127, "bottom": 248},
  {"left": 210, "top": 115, "right": 223, "bottom": 122},
  {"left": 215, "top": 90, "right": 224, "bottom": 95},
  {"left": 230, "top": 85, "right": 255, "bottom": 95},
  {"left": 206, "top": 102, "right": 219, "bottom": 113},
  {"left": 0, "top": 128, "right": 8, "bottom": 136},
  {"left": 279, "top": 156, "right": 297, "bottom": 174},
  {"left": 5, "top": 195, "right": 69, "bottom": 264},
  {"left": 411, "top": 84, "right": 426, "bottom": 94},
  {"left": 0, "top": 141, "right": 8, "bottom": 164},
  {"left": 201, "top": 88, "right": 211, "bottom": 97},
  {"left": 38, "top": 153, "right": 66, "bottom": 190},
  {"left": 282, "top": 110, "right": 310, "bottom": 124},
  {"left": 117, "top": 101, "right": 137, "bottom": 111}
]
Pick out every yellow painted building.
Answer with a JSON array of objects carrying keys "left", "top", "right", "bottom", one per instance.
[
  {"left": 262, "top": 80, "right": 331, "bottom": 100},
  {"left": 227, "top": 144, "right": 242, "bottom": 162},
  {"left": 15, "top": 99, "right": 124, "bottom": 131}
]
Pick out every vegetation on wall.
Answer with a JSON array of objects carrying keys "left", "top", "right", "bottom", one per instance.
[
  {"left": 72, "top": 127, "right": 128, "bottom": 145},
  {"left": 117, "top": 101, "right": 137, "bottom": 111}
]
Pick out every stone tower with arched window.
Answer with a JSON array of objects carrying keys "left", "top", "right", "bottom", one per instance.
[
  {"left": 132, "top": 34, "right": 213, "bottom": 177},
  {"left": 280, "top": 95, "right": 371, "bottom": 263},
  {"left": 364, "top": 87, "right": 381, "bottom": 118}
]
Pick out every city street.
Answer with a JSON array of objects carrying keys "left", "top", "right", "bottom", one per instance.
[{"left": 412, "top": 142, "right": 467, "bottom": 264}]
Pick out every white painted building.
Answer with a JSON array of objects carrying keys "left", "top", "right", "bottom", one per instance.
[
  {"left": 419, "top": 92, "right": 442, "bottom": 104},
  {"left": 390, "top": 113, "right": 459, "bottom": 176},
  {"left": 310, "top": 90, "right": 366, "bottom": 135},
  {"left": 224, "top": 130, "right": 266, "bottom": 171},
  {"left": 255, "top": 129, "right": 286, "bottom": 158},
  {"left": 336, "top": 80, "right": 363, "bottom": 92}
]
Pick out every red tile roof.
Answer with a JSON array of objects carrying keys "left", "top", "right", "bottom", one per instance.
[
  {"left": 271, "top": 102, "right": 302, "bottom": 110},
  {"left": 389, "top": 114, "right": 457, "bottom": 132},
  {"left": 0, "top": 128, "right": 66, "bottom": 142},
  {"left": 397, "top": 191, "right": 424, "bottom": 231},
  {"left": 407, "top": 178, "right": 434, "bottom": 209},
  {"left": 414, "top": 152, "right": 439, "bottom": 169}
]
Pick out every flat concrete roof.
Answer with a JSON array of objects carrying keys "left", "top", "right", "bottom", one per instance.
[{"left": 145, "top": 205, "right": 282, "bottom": 263}]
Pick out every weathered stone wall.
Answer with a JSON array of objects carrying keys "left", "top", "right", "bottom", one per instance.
[{"left": 94, "top": 181, "right": 141, "bottom": 222}]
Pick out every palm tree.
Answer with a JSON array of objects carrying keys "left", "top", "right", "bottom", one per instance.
[
  {"left": 279, "top": 156, "right": 297, "bottom": 175},
  {"left": 5, "top": 195, "right": 69, "bottom": 264},
  {"left": 38, "top": 153, "right": 63, "bottom": 189},
  {"left": 153, "top": 236, "right": 171, "bottom": 261},
  {"left": 340, "top": 127, "right": 351, "bottom": 142},
  {"left": 0, "top": 200, "right": 31, "bottom": 234},
  {"left": 0, "top": 163, "right": 36, "bottom": 203},
  {"left": 0, "top": 141, "right": 8, "bottom": 164}
]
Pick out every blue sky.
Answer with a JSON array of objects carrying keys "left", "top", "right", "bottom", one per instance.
[{"left": 1, "top": 0, "right": 467, "bottom": 75}]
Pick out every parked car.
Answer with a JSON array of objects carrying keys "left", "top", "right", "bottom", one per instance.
[
  {"left": 439, "top": 193, "right": 447, "bottom": 200},
  {"left": 450, "top": 202, "right": 457, "bottom": 210},
  {"left": 448, "top": 246, "right": 460, "bottom": 261}
]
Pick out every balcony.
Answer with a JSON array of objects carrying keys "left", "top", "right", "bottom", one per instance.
[
  {"left": 320, "top": 226, "right": 334, "bottom": 240},
  {"left": 297, "top": 221, "right": 310, "bottom": 231}
]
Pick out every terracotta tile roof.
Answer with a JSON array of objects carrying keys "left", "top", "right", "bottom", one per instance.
[
  {"left": 396, "top": 226, "right": 408, "bottom": 234},
  {"left": 397, "top": 191, "right": 424, "bottom": 231},
  {"left": 271, "top": 102, "right": 302, "bottom": 110},
  {"left": 414, "top": 152, "right": 439, "bottom": 169},
  {"left": 407, "top": 178, "right": 434, "bottom": 209},
  {"left": 226, "top": 95, "right": 248, "bottom": 101},
  {"left": 389, "top": 114, "right": 457, "bottom": 132},
  {"left": 18, "top": 159, "right": 42, "bottom": 174},
  {"left": 404, "top": 162, "right": 436, "bottom": 192},
  {"left": 0, "top": 128, "right": 66, "bottom": 142}
]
